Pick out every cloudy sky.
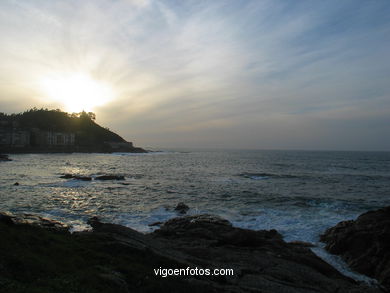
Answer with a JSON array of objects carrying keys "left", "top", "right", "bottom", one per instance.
[{"left": 0, "top": 0, "right": 389, "bottom": 150}]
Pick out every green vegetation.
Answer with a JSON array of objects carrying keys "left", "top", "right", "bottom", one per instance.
[{"left": 0, "top": 108, "right": 125, "bottom": 146}]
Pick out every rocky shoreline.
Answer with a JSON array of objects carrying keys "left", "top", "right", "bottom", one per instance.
[
  {"left": 321, "top": 206, "right": 390, "bottom": 291},
  {"left": 0, "top": 154, "right": 12, "bottom": 161},
  {"left": 0, "top": 208, "right": 388, "bottom": 292}
]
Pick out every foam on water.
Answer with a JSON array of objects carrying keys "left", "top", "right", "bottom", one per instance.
[
  {"left": 311, "top": 245, "right": 378, "bottom": 285},
  {"left": 1, "top": 150, "right": 390, "bottom": 285}
]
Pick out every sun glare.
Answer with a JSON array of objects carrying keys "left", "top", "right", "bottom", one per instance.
[{"left": 40, "top": 73, "right": 114, "bottom": 112}]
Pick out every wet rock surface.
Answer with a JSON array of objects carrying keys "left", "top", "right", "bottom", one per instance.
[
  {"left": 174, "top": 202, "right": 190, "bottom": 214},
  {"left": 59, "top": 174, "right": 125, "bottom": 181},
  {"left": 0, "top": 154, "right": 11, "bottom": 161},
  {"left": 0, "top": 212, "right": 69, "bottom": 231},
  {"left": 321, "top": 206, "right": 390, "bottom": 290},
  {"left": 59, "top": 174, "right": 92, "bottom": 181},
  {"left": 95, "top": 175, "right": 125, "bottom": 180},
  {"left": 0, "top": 212, "right": 382, "bottom": 293},
  {"left": 151, "top": 215, "right": 382, "bottom": 292}
]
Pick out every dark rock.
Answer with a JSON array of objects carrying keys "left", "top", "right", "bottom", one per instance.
[
  {"left": 151, "top": 214, "right": 379, "bottom": 292},
  {"left": 148, "top": 221, "right": 163, "bottom": 227},
  {"left": 60, "top": 174, "right": 92, "bottom": 181},
  {"left": 0, "top": 212, "right": 198, "bottom": 293},
  {"left": 157, "top": 214, "right": 232, "bottom": 234},
  {"left": 0, "top": 211, "right": 381, "bottom": 292},
  {"left": 13, "top": 182, "right": 19, "bottom": 186},
  {"left": 87, "top": 216, "right": 103, "bottom": 229},
  {"left": 174, "top": 202, "right": 189, "bottom": 214},
  {"left": 0, "top": 212, "right": 68, "bottom": 231},
  {"left": 155, "top": 214, "right": 283, "bottom": 248},
  {"left": 321, "top": 206, "right": 390, "bottom": 290},
  {"left": 60, "top": 173, "right": 74, "bottom": 179},
  {"left": 95, "top": 175, "right": 125, "bottom": 180},
  {"left": 0, "top": 154, "right": 12, "bottom": 161},
  {"left": 0, "top": 213, "right": 14, "bottom": 225},
  {"left": 130, "top": 147, "right": 148, "bottom": 153},
  {"left": 289, "top": 240, "right": 316, "bottom": 247},
  {"left": 74, "top": 176, "right": 92, "bottom": 181},
  {"left": 97, "top": 271, "right": 129, "bottom": 293}
]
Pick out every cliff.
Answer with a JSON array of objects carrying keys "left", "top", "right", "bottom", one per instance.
[{"left": 0, "top": 108, "right": 146, "bottom": 153}]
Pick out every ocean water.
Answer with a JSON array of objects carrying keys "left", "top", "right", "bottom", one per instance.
[{"left": 1, "top": 150, "right": 390, "bottom": 280}]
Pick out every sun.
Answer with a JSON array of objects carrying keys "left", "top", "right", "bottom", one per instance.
[{"left": 40, "top": 73, "right": 114, "bottom": 112}]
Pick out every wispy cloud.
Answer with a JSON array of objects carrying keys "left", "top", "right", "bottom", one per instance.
[{"left": 0, "top": 0, "right": 389, "bottom": 150}]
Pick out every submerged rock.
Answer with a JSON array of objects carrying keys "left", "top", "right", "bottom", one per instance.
[
  {"left": 60, "top": 174, "right": 92, "bottom": 181},
  {"left": 321, "top": 206, "right": 390, "bottom": 290},
  {"left": 75, "top": 176, "right": 92, "bottom": 181},
  {"left": 87, "top": 216, "right": 103, "bottom": 229},
  {"left": 95, "top": 175, "right": 125, "bottom": 180},
  {"left": 60, "top": 173, "right": 74, "bottom": 179},
  {"left": 148, "top": 221, "right": 163, "bottom": 227},
  {"left": 174, "top": 202, "right": 189, "bottom": 214}
]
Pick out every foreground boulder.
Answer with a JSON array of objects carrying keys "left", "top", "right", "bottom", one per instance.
[
  {"left": 151, "top": 214, "right": 381, "bottom": 292},
  {"left": 0, "top": 212, "right": 381, "bottom": 293},
  {"left": 0, "top": 212, "right": 68, "bottom": 231},
  {"left": 0, "top": 213, "right": 201, "bottom": 293},
  {"left": 321, "top": 206, "right": 390, "bottom": 290}
]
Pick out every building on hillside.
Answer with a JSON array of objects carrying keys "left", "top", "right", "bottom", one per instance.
[
  {"left": 0, "top": 127, "right": 30, "bottom": 147},
  {"left": 0, "top": 128, "right": 11, "bottom": 145},
  {"left": 12, "top": 130, "right": 30, "bottom": 147},
  {"left": 0, "top": 125, "right": 76, "bottom": 148},
  {"left": 45, "top": 131, "right": 75, "bottom": 146}
]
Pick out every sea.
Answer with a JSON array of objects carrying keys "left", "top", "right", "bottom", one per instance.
[{"left": 1, "top": 149, "right": 389, "bottom": 282}]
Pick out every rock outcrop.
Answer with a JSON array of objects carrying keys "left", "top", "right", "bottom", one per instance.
[
  {"left": 60, "top": 174, "right": 92, "bottom": 181},
  {"left": 0, "top": 154, "right": 11, "bottom": 161},
  {"left": 321, "top": 206, "right": 390, "bottom": 290},
  {"left": 0, "top": 212, "right": 382, "bottom": 293},
  {"left": 174, "top": 202, "right": 190, "bottom": 214},
  {"left": 151, "top": 214, "right": 381, "bottom": 292},
  {"left": 0, "top": 212, "right": 68, "bottom": 231},
  {"left": 95, "top": 175, "right": 125, "bottom": 181},
  {"left": 59, "top": 174, "right": 125, "bottom": 181}
]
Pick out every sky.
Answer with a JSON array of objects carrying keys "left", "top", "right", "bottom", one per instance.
[{"left": 0, "top": 0, "right": 389, "bottom": 151}]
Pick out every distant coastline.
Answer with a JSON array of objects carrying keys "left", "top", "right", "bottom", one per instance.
[
  {"left": 0, "top": 145, "right": 147, "bottom": 154},
  {"left": 0, "top": 108, "right": 146, "bottom": 154}
]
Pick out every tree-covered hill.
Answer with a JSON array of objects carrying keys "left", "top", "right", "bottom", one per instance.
[
  {"left": 0, "top": 108, "right": 125, "bottom": 145},
  {"left": 0, "top": 108, "right": 147, "bottom": 153}
]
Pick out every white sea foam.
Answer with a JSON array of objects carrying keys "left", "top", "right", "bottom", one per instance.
[
  {"left": 311, "top": 245, "right": 379, "bottom": 285},
  {"left": 1, "top": 150, "right": 389, "bottom": 287}
]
